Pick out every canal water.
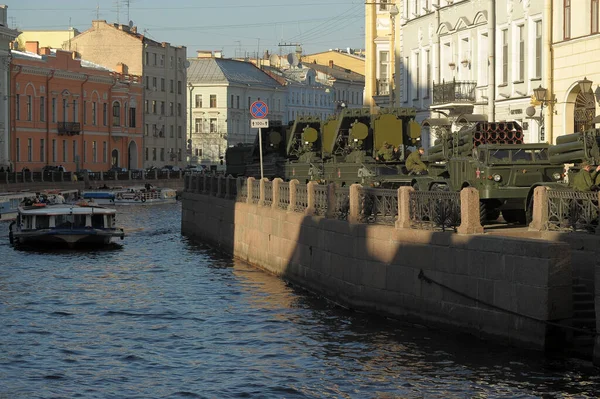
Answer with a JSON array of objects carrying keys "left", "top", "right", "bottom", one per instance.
[{"left": 0, "top": 203, "right": 598, "bottom": 399}]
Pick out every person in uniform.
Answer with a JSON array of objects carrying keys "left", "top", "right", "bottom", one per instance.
[
  {"left": 406, "top": 147, "right": 428, "bottom": 175},
  {"left": 572, "top": 161, "right": 600, "bottom": 191},
  {"left": 376, "top": 142, "right": 394, "bottom": 162}
]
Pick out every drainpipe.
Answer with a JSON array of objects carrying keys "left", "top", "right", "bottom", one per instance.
[
  {"left": 544, "top": 0, "right": 554, "bottom": 143},
  {"left": 487, "top": 0, "right": 496, "bottom": 122},
  {"left": 46, "top": 70, "right": 55, "bottom": 167}
]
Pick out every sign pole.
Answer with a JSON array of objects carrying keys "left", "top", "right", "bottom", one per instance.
[{"left": 258, "top": 127, "right": 264, "bottom": 180}]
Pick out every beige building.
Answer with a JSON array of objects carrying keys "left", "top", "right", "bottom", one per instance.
[
  {"left": 550, "top": 0, "right": 600, "bottom": 142},
  {"left": 0, "top": 5, "right": 19, "bottom": 168},
  {"left": 16, "top": 28, "right": 79, "bottom": 52},
  {"left": 66, "top": 20, "right": 187, "bottom": 168},
  {"left": 302, "top": 49, "right": 365, "bottom": 76}
]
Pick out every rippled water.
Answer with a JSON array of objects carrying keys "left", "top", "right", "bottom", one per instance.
[{"left": 0, "top": 203, "right": 599, "bottom": 399}]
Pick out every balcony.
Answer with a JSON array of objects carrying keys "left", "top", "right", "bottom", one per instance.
[
  {"left": 432, "top": 79, "right": 477, "bottom": 105},
  {"left": 376, "top": 78, "right": 390, "bottom": 96},
  {"left": 57, "top": 122, "right": 81, "bottom": 136}
]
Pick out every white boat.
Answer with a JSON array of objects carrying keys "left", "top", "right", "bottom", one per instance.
[
  {"left": 9, "top": 202, "right": 125, "bottom": 248},
  {"left": 114, "top": 187, "right": 177, "bottom": 205},
  {"left": 80, "top": 190, "right": 117, "bottom": 205}
]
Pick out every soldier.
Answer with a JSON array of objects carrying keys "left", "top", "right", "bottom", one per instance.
[
  {"left": 376, "top": 142, "right": 393, "bottom": 162},
  {"left": 572, "top": 161, "right": 600, "bottom": 191},
  {"left": 406, "top": 147, "right": 428, "bottom": 175}
]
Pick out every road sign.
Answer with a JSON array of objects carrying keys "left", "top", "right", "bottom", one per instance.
[
  {"left": 251, "top": 119, "right": 269, "bottom": 128},
  {"left": 250, "top": 100, "right": 269, "bottom": 119}
]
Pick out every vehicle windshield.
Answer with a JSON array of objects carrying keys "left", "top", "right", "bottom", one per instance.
[{"left": 489, "top": 149, "right": 510, "bottom": 162}]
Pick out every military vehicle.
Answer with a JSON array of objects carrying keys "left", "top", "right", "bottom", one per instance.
[
  {"left": 282, "top": 116, "right": 324, "bottom": 183},
  {"left": 374, "top": 121, "right": 565, "bottom": 223}
]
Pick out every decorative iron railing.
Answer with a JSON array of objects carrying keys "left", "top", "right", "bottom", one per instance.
[
  {"left": 226, "top": 177, "right": 238, "bottom": 200},
  {"left": 547, "top": 190, "right": 599, "bottom": 233},
  {"left": 278, "top": 182, "right": 290, "bottom": 210},
  {"left": 432, "top": 80, "right": 477, "bottom": 105},
  {"left": 313, "top": 185, "right": 328, "bottom": 216},
  {"left": 294, "top": 184, "right": 308, "bottom": 213},
  {"left": 236, "top": 178, "right": 248, "bottom": 203},
  {"left": 57, "top": 122, "right": 81, "bottom": 135},
  {"left": 359, "top": 188, "right": 398, "bottom": 225},
  {"left": 263, "top": 181, "right": 273, "bottom": 207},
  {"left": 334, "top": 187, "right": 350, "bottom": 221},
  {"left": 251, "top": 179, "right": 261, "bottom": 204},
  {"left": 409, "top": 190, "right": 461, "bottom": 231}
]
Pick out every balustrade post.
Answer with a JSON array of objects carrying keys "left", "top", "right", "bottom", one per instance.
[
  {"left": 348, "top": 183, "right": 362, "bottom": 223},
  {"left": 236, "top": 176, "right": 242, "bottom": 199},
  {"left": 259, "top": 178, "right": 267, "bottom": 206},
  {"left": 325, "top": 183, "right": 336, "bottom": 218},
  {"left": 288, "top": 179, "right": 299, "bottom": 212},
  {"left": 528, "top": 186, "right": 549, "bottom": 231},
  {"left": 457, "top": 187, "right": 484, "bottom": 234},
  {"left": 395, "top": 186, "right": 414, "bottom": 229},
  {"left": 306, "top": 181, "right": 316, "bottom": 216},
  {"left": 272, "top": 178, "right": 283, "bottom": 209},
  {"left": 246, "top": 177, "right": 255, "bottom": 204},
  {"left": 217, "top": 175, "right": 223, "bottom": 197},
  {"left": 225, "top": 176, "right": 232, "bottom": 199}
]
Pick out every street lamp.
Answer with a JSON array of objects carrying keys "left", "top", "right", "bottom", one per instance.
[{"left": 533, "top": 85, "right": 555, "bottom": 142}]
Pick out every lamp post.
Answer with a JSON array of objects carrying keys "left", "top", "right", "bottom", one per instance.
[{"left": 389, "top": 4, "right": 399, "bottom": 108}]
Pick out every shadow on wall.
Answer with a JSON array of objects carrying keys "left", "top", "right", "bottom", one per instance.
[{"left": 181, "top": 174, "right": 576, "bottom": 354}]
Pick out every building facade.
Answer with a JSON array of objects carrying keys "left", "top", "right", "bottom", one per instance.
[
  {"left": 10, "top": 42, "right": 143, "bottom": 172},
  {"left": 0, "top": 5, "right": 19, "bottom": 169},
  {"left": 187, "top": 53, "right": 285, "bottom": 165},
  {"left": 302, "top": 49, "right": 365, "bottom": 75},
  {"left": 66, "top": 20, "right": 187, "bottom": 168},
  {"left": 550, "top": 0, "right": 600, "bottom": 142},
  {"left": 17, "top": 28, "right": 80, "bottom": 52}
]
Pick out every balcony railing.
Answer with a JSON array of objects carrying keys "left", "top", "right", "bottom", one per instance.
[
  {"left": 376, "top": 78, "right": 390, "bottom": 96},
  {"left": 57, "top": 122, "right": 81, "bottom": 136},
  {"left": 432, "top": 79, "right": 477, "bottom": 105}
]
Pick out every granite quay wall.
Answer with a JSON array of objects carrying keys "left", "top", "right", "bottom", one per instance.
[{"left": 182, "top": 175, "right": 574, "bottom": 352}]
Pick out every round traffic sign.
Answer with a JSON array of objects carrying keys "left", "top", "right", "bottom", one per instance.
[{"left": 250, "top": 100, "right": 269, "bottom": 119}]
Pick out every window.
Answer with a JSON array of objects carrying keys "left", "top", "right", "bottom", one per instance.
[
  {"left": 177, "top": 81, "right": 182, "bottom": 94},
  {"left": 27, "top": 138, "right": 32, "bottom": 162},
  {"left": 40, "top": 96, "right": 45, "bottom": 122},
  {"left": 153, "top": 53, "right": 157, "bottom": 66},
  {"left": 62, "top": 99, "right": 68, "bottom": 121},
  {"left": 153, "top": 148, "right": 157, "bottom": 161},
  {"left": 535, "top": 21, "right": 542, "bottom": 78},
  {"left": 73, "top": 100, "right": 78, "bottom": 123},
  {"left": 62, "top": 140, "right": 67, "bottom": 162},
  {"left": 160, "top": 148, "right": 165, "bottom": 161},
  {"left": 403, "top": 56, "right": 409, "bottom": 102},
  {"left": 170, "top": 56, "right": 174, "bottom": 68},
  {"left": 152, "top": 124, "right": 157, "bottom": 136},
  {"left": 92, "top": 102, "right": 97, "bottom": 125},
  {"left": 144, "top": 100, "right": 149, "bottom": 113},
  {"left": 379, "top": 0, "right": 389, "bottom": 11},
  {"left": 83, "top": 141, "right": 87, "bottom": 162},
  {"left": 145, "top": 51, "right": 150, "bottom": 65},
  {"left": 178, "top": 126, "right": 182, "bottom": 138},
  {"left": 152, "top": 77, "right": 157, "bottom": 89},
  {"left": 231, "top": 94, "right": 234, "bottom": 108},
  {"left": 178, "top": 103, "right": 182, "bottom": 116},
  {"left": 502, "top": 29, "right": 508, "bottom": 84},
  {"left": 52, "top": 98, "right": 56, "bottom": 122},
  {"left": 26, "top": 95, "right": 32, "bottom": 121},
  {"left": 40, "top": 139, "right": 45, "bottom": 162},
  {"left": 195, "top": 118, "right": 202, "bottom": 133},
  {"left": 593, "top": 0, "right": 599, "bottom": 34},
  {"left": 112, "top": 102, "right": 121, "bottom": 126},
  {"left": 425, "top": 50, "right": 431, "bottom": 98},
  {"left": 169, "top": 102, "right": 174, "bottom": 116},
  {"left": 129, "top": 107, "right": 136, "bottom": 127},
  {"left": 210, "top": 118, "right": 217, "bottom": 133},
  {"left": 517, "top": 25, "right": 524, "bottom": 81},
  {"left": 52, "top": 139, "right": 56, "bottom": 162},
  {"left": 145, "top": 147, "right": 149, "bottom": 161},
  {"left": 564, "top": 0, "right": 571, "bottom": 40},
  {"left": 92, "top": 141, "right": 97, "bottom": 163},
  {"left": 210, "top": 95, "right": 217, "bottom": 108},
  {"left": 145, "top": 124, "right": 149, "bottom": 136},
  {"left": 103, "top": 141, "right": 107, "bottom": 163},
  {"left": 170, "top": 125, "right": 174, "bottom": 138},
  {"left": 160, "top": 54, "right": 165, "bottom": 66},
  {"left": 146, "top": 76, "right": 150, "bottom": 89},
  {"left": 161, "top": 78, "right": 165, "bottom": 91},
  {"left": 16, "top": 94, "right": 20, "bottom": 120},
  {"left": 73, "top": 141, "right": 77, "bottom": 162},
  {"left": 236, "top": 95, "right": 240, "bottom": 108},
  {"left": 16, "top": 138, "right": 20, "bottom": 162},
  {"left": 152, "top": 100, "right": 157, "bottom": 114},
  {"left": 413, "top": 52, "right": 420, "bottom": 100},
  {"left": 103, "top": 103, "right": 108, "bottom": 126},
  {"left": 160, "top": 101, "right": 165, "bottom": 115},
  {"left": 170, "top": 80, "right": 174, "bottom": 93},
  {"left": 195, "top": 94, "right": 202, "bottom": 108}
]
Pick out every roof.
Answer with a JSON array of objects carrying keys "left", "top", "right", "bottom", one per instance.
[
  {"left": 12, "top": 49, "right": 112, "bottom": 72},
  {"left": 304, "top": 62, "right": 364, "bottom": 83},
  {"left": 187, "top": 58, "right": 282, "bottom": 88}
]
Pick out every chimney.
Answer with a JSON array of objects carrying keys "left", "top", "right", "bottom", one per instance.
[
  {"left": 329, "top": 60, "right": 334, "bottom": 68},
  {"left": 25, "top": 41, "right": 40, "bottom": 54},
  {"left": 214, "top": 50, "right": 223, "bottom": 59},
  {"left": 196, "top": 50, "right": 213, "bottom": 59},
  {"left": 39, "top": 47, "right": 51, "bottom": 56}
]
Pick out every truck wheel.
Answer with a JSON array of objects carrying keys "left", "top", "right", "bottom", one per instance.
[
  {"left": 479, "top": 201, "right": 500, "bottom": 223},
  {"left": 502, "top": 209, "right": 526, "bottom": 224}
]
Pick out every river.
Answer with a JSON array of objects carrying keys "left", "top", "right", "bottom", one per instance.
[{"left": 0, "top": 203, "right": 598, "bottom": 398}]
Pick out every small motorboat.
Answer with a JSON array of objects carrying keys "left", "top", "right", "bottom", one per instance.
[
  {"left": 9, "top": 202, "right": 125, "bottom": 248},
  {"left": 114, "top": 186, "right": 177, "bottom": 205}
]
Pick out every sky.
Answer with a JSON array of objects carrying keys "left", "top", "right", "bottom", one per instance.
[{"left": 5, "top": 0, "right": 365, "bottom": 58}]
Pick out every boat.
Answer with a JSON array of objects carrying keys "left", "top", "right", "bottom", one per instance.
[
  {"left": 0, "top": 192, "right": 37, "bottom": 221},
  {"left": 9, "top": 202, "right": 125, "bottom": 248},
  {"left": 80, "top": 190, "right": 117, "bottom": 205},
  {"left": 113, "top": 186, "right": 177, "bottom": 205}
]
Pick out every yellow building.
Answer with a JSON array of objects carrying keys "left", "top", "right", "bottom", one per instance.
[
  {"left": 301, "top": 50, "right": 365, "bottom": 76},
  {"left": 550, "top": 0, "right": 600, "bottom": 142},
  {"left": 364, "top": 0, "right": 398, "bottom": 111},
  {"left": 16, "top": 28, "right": 79, "bottom": 51}
]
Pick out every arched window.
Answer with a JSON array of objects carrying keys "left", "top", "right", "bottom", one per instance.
[
  {"left": 112, "top": 101, "right": 121, "bottom": 126},
  {"left": 574, "top": 91, "right": 595, "bottom": 133}
]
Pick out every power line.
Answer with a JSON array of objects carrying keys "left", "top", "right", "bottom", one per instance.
[{"left": 10, "top": 2, "right": 362, "bottom": 11}]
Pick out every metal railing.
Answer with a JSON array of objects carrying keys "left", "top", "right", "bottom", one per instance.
[
  {"left": 278, "top": 182, "right": 290, "bottom": 210},
  {"left": 547, "top": 189, "right": 599, "bottom": 233},
  {"left": 432, "top": 79, "right": 477, "bottom": 105},
  {"left": 409, "top": 190, "right": 461, "bottom": 231},
  {"left": 313, "top": 184, "right": 328, "bottom": 216},
  {"left": 359, "top": 188, "right": 398, "bottom": 225},
  {"left": 263, "top": 181, "right": 273, "bottom": 207},
  {"left": 333, "top": 187, "right": 350, "bottom": 221}
]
